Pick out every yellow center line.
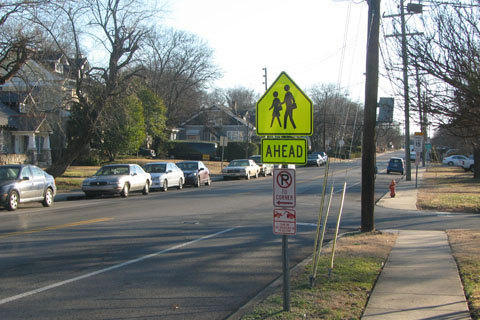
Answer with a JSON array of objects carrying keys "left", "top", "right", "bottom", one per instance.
[{"left": 0, "top": 217, "right": 113, "bottom": 239}]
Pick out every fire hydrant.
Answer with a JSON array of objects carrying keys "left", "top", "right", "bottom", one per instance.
[{"left": 389, "top": 179, "right": 396, "bottom": 198}]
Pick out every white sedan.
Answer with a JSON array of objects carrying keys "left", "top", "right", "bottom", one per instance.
[
  {"left": 222, "top": 159, "right": 260, "bottom": 180},
  {"left": 143, "top": 162, "right": 185, "bottom": 191},
  {"left": 442, "top": 155, "right": 469, "bottom": 166}
]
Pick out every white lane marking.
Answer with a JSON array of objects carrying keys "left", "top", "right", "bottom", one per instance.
[{"left": 0, "top": 227, "right": 237, "bottom": 305}]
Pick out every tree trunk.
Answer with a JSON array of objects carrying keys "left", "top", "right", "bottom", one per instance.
[
  {"left": 46, "top": 133, "right": 94, "bottom": 177},
  {"left": 474, "top": 147, "right": 480, "bottom": 180}
]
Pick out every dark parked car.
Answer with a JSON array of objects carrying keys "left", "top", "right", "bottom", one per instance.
[
  {"left": 387, "top": 157, "right": 405, "bottom": 175},
  {"left": 176, "top": 161, "right": 211, "bottom": 187},
  {"left": 0, "top": 164, "right": 56, "bottom": 211}
]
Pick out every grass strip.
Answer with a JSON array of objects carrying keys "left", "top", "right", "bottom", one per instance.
[
  {"left": 448, "top": 229, "right": 480, "bottom": 320},
  {"left": 241, "top": 231, "right": 396, "bottom": 320}
]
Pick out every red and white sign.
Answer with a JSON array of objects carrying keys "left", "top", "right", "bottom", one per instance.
[
  {"left": 273, "top": 208, "right": 297, "bottom": 235},
  {"left": 273, "top": 168, "right": 296, "bottom": 207}
]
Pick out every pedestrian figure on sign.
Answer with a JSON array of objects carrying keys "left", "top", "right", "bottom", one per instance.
[
  {"left": 269, "top": 91, "right": 282, "bottom": 127},
  {"left": 281, "top": 85, "right": 297, "bottom": 129}
]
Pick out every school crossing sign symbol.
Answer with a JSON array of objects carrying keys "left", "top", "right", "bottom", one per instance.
[{"left": 256, "top": 72, "right": 313, "bottom": 136}]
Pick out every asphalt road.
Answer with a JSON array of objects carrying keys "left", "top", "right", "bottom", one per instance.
[{"left": 0, "top": 152, "right": 479, "bottom": 319}]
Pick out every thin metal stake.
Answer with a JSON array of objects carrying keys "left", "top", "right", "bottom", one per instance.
[
  {"left": 329, "top": 181, "right": 347, "bottom": 277},
  {"left": 282, "top": 235, "right": 290, "bottom": 311}
]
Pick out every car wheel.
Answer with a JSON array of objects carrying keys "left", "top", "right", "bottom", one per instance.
[
  {"left": 255, "top": 171, "right": 258, "bottom": 179},
  {"left": 42, "top": 188, "right": 54, "bottom": 207},
  {"left": 178, "top": 179, "right": 183, "bottom": 190},
  {"left": 387, "top": 170, "right": 390, "bottom": 174},
  {"left": 121, "top": 183, "right": 129, "bottom": 197},
  {"left": 162, "top": 180, "right": 168, "bottom": 192},
  {"left": 7, "top": 190, "right": 19, "bottom": 211},
  {"left": 195, "top": 177, "right": 200, "bottom": 188},
  {"left": 205, "top": 176, "right": 211, "bottom": 186},
  {"left": 448, "top": 161, "right": 454, "bottom": 166},
  {"left": 142, "top": 181, "right": 150, "bottom": 195},
  {"left": 470, "top": 165, "right": 474, "bottom": 172},
  {"left": 85, "top": 192, "right": 95, "bottom": 199},
  {"left": 246, "top": 172, "right": 250, "bottom": 180}
]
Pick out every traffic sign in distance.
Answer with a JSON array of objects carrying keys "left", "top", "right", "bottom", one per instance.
[
  {"left": 262, "top": 138, "right": 307, "bottom": 165},
  {"left": 256, "top": 71, "right": 313, "bottom": 136},
  {"left": 273, "top": 168, "right": 296, "bottom": 207}
]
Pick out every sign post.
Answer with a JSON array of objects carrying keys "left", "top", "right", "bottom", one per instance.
[
  {"left": 414, "top": 132, "right": 424, "bottom": 188},
  {"left": 256, "top": 71, "right": 313, "bottom": 312}
]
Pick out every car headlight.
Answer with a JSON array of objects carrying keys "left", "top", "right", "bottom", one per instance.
[{"left": 188, "top": 172, "right": 197, "bottom": 177}]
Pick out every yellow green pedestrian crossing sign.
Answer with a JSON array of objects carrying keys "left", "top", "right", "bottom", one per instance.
[{"left": 256, "top": 72, "right": 313, "bottom": 136}]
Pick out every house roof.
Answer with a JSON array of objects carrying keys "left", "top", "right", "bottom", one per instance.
[
  {"left": 0, "top": 102, "right": 20, "bottom": 126},
  {"left": 180, "top": 105, "right": 255, "bottom": 129},
  {"left": 8, "top": 115, "right": 53, "bottom": 133}
]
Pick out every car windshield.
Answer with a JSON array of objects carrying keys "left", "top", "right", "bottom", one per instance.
[
  {"left": 229, "top": 160, "right": 249, "bottom": 167},
  {"left": 389, "top": 159, "right": 402, "bottom": 165},
  {"left": 144, "top": 164, "right": 167, "bottom": 173},
  {"left": 308, "top": 154, "right": 317, "bottom": 158},
  {"left": 0, "top": 167, "right": 20, "bottom": 180},
  {"left": 95, "top": 166, "right": 130, "bottom": 176},
  {"left": 177, "top": 162, "right": 198, "bottom": 171},
  {"left": 249, "top": 157, "right": 261, "bottom": 164}
]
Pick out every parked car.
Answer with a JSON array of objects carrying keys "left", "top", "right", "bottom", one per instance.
[
  {"left": 222, "top": 159, "right": 260, "bottom": 180},
  {"left": 387, "top": 157, "right": 405, "bottom": 175},
  {"left": 176, "top": 161, "right": 211, "bottom": 187},
  {"left": 143, "top": 162, "right": 184, "bottom": 191},
  {"left": 249, "top": 155, "right": 273, "bottom": 176},
  {"left": 138, "top": 148, "right": 156, "bottom": 158},
  {"left": 311, "top": 151, "right": 328, "bottom": 163},
  {"left": 0, "top": 164, "right": 56, "bottom": 211},
  {"left": 460, "top": 157, "right": 474, "bottom": 172},
  {"left": 307, "top": 154, "right": 323, "bottom": 167},
  {"left": 82, "top": 164, "right": 151, "bottom": 198},
  {"left": 442, "top": 155, "right": 469, "bottom": 166}
]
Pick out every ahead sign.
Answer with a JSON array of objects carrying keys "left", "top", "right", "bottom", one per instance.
[
  {"left": 273, "top": 168, "right": 296, "bottom": 207},
  {"left": 262, "top": 138, "right": 307, "bottom": 165}
]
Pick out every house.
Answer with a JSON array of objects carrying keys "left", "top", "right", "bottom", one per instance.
[
  {"left": 176, "top": 105, "right": 256, "bottom": 143},
  {"left": 0, "top": 102, "right": 53, "bottom": 165},
  {"left": 0, "top": 52, "right": 87, "bottom": 165}
]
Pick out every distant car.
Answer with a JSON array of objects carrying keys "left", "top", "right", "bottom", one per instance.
[
  {"left": 0, "top": 164, "right": 56, "bottom": 211},
  {"left": 143, "top": 162, "right": 184, "bottom": 191},
  {"left": 387, "top": 157, "right": 405, "bottom": 175},
  {"left": 249, "top": 155, "right": 273, "bottom": 176},
  {"left": 311, "top": 151, "right": 328, "bottom": 163},
  {"left": 410, "top": 151, "right": 416, "bottom": 161},
  {"left": 307, "top": 154, "right": 323, "bottom": 167},
  {"left": 176, "top": 161, "right": 211, "bottom": 187},
  {"left": 82, "top": 164, "right": 151, "bottom": 198},
  {"left": 461, "top": 157, "right": 474, "bottom": 172},
  {"left": 138, "top": 148, "right": 156, "bottom": 158},
  {"left": 442, "top": 155, "right": 469, "bottom": 166},
  {"left": 222, "top": 159, "right": 260, "bottom": 180}
]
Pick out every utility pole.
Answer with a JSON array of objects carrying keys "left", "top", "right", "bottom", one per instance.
[
  {"left": 401, "top": 0, "right": 412, "bottom": 181},
  {"left": 262, "top": 67, "right": 268, "bottom": 92},
  {"left": 361, "top": 0, "right": 380, "bottom": 232}
]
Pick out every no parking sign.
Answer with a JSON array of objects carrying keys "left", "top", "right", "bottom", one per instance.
[{"left": 273, "top": 168, "right": 296, "bottom": 207}]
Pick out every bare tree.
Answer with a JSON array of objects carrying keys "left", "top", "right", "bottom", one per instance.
[
  {"left": 0, "top": 1, "right": 48, "bottom": 84},
  {"left": 308, "top": 84, "right": 363, "bottom": 156},
  {"left": 142, "top": 27, "right": 221, "bottom": 125},
  {"left": 26, "top": 0, "right": 159, "bottom": 176},
  {"left": 408, "top": 0, "right": 480, "bottom": 177},
  {"left": 224, "top": 86, "right": 258, "bottom": 117}
]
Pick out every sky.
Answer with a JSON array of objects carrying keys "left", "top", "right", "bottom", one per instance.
[{"left": 163, "top": 0, "right": 373, "bottom": 102}]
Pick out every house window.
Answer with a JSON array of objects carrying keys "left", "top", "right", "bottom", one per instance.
[
  {"left": 186, "top": 129, "right": 200, "bottom": 141},
  {"left": 227, "top": 131, "right": 244, "bottom": 141}
]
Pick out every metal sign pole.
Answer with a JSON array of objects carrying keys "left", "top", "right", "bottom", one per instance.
[{"left": 282, "top": 234, "right": 290, "bottom": 311}]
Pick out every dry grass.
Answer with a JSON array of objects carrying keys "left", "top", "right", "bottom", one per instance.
[
  {"left": 242, "top": 231, "right": 396, "bottom": 320},
  {"left": 448, "top": 230, "right": 480, "bottom": 319},
  {"left": 417, "top": 165, "right": 480, "bottom": 212}
]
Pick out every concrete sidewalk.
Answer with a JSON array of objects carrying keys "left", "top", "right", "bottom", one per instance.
[{"left": 363, "top": 167, "right": 472, "bottom": 319}]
